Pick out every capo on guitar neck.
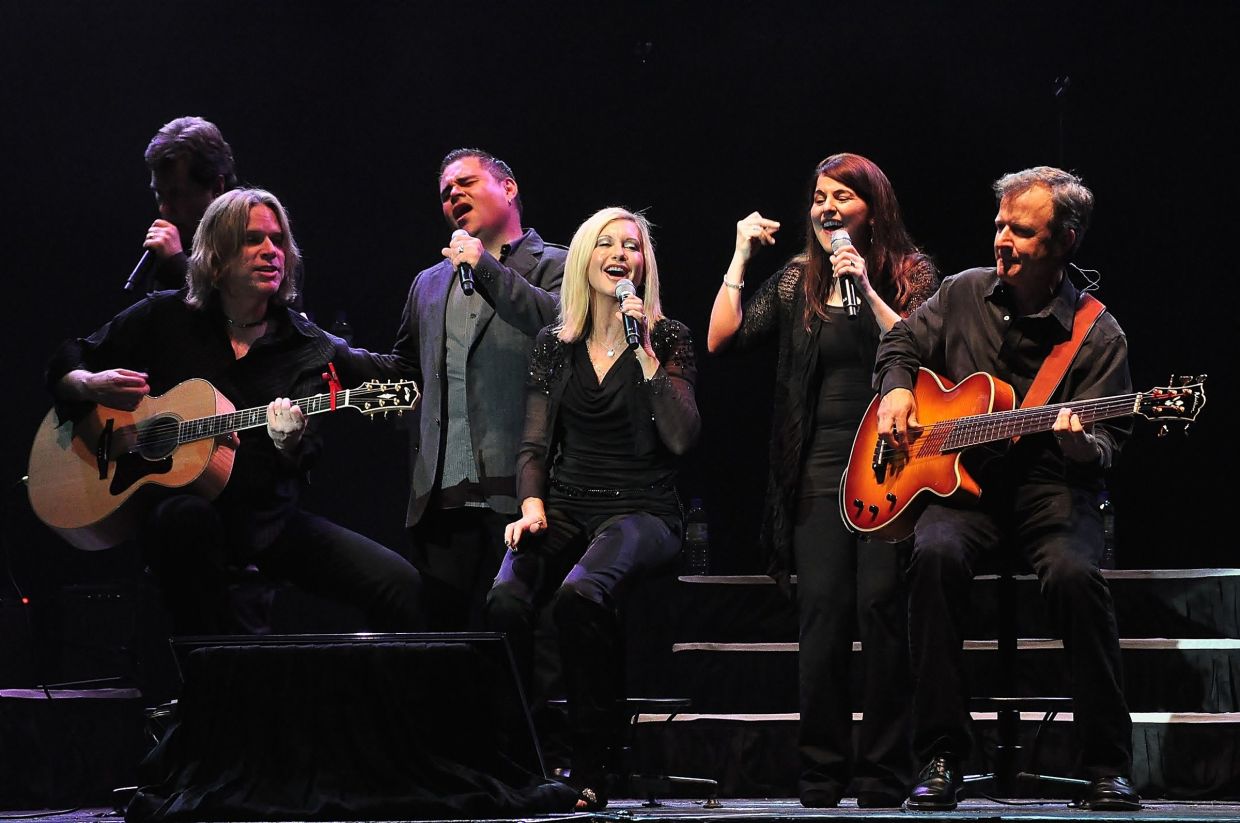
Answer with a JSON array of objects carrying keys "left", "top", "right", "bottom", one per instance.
[{"left": 321, "top": 362, "right": 342, "bottom": 410}]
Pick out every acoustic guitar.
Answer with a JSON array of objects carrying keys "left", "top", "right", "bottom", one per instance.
[
  {"left": 27, "top": 377, "right": 420, "bottom": 551},
  {"left": 840, "top": 368, "right": 1205, "bottom": 542}
]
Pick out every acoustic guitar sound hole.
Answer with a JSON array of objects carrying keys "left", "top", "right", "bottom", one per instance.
[{"left": 136, "top": 415, "right": 181, "bottom": 460}]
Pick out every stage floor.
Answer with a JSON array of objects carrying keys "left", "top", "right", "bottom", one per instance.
[{"left": 14, "top": 797, "right": 1240, "bottom": 823}]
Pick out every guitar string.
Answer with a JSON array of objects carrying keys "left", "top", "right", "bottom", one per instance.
[
  {"left": 128, "top": 392, "right": 342, "bottom": 451},
  {"left": 123, "top": 384, "right": 414, "bottom": 452},
  {"left": 934, "top": 395, "right": 1138, "bottom": 454},
  {"left": 902, "top": 390, "right": 1185, "bottom": 460}
]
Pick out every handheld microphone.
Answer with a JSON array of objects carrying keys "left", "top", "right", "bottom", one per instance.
[
  {"left": 451, "top": 229, "right": 475, "bottom": 295},
  {"left": 614, "top": 278, "right": 641, "bottom": 348},
  {"left": 829, "top": 228, "right": 862, "bottom": 319},
  {"left": 123, "top": 249, "right": 154, "bottom": 292}
]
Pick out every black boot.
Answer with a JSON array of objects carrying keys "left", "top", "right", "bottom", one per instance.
[{"left": 554, "top": 589, "right": 623, "bottom": 811}]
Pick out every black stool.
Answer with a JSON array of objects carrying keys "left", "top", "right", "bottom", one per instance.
[
  {"left": 963, "top": 563, "right": 1088, "bottom": 798},
  {"left": 548, "top": 696, "right": 720, "bottom": 807}
]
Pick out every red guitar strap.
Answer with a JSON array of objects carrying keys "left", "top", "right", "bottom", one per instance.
[{"left": 1021, "top": 292, "right": 1106, "bottom": 409}]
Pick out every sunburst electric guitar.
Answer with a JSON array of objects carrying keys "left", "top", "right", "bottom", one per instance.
[
  {"left": 27, "top": 377, "right": 420, "bottom": 551},
  {"left": 840, "top": 368, "right": 1206, "bottom": 542}
]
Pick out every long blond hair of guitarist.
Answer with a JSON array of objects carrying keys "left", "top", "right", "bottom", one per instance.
[{"left": 40, "top": 188, "right": 424, "bottom": 636}]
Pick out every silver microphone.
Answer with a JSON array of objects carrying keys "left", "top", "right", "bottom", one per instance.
[
  {"left": 829, "top": 228, "right": 862, "bottom": 319},
  {"left": 615, "top": 278, "right": 640, "bottom": 348}
]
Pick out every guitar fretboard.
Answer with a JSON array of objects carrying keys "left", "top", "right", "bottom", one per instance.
[
  {"left": 127, "top": 391, "right": 354, "bottom": 453},
  {"left": 173, "top": 391, "right": 348, "bottom": 445},
  {"left": 919, "top": 393, "right": 1141, "bottom": 455}
]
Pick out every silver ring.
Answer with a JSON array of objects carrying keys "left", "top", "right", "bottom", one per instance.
[{"left": 457, "top": 246, "right": 465, "bottom": 254}]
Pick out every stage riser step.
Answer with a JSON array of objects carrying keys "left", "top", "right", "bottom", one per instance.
[
  {"left": 632, "top": 715, "right": 1240, "bottom": 800},
  {"left": 670, "top": 644, "right": 1240, "bottom": 714},
  {"left": 674, "top": 571, "right": 1240, "bottom": 641}
]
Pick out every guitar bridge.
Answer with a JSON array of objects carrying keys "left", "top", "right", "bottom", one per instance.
[
  {"left": 95, "top": 418, "right": 114, "bottom": 480},
  {"left": 871, "top": 437, "right": 889, "bottom": 484}
]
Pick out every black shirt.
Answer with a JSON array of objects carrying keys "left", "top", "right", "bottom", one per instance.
[
  {"left": 47, "top": 289, "right": 412, "bottom": 549},
  {"left": 874, "top": 267, "right": 1132, "bottom": 489}
]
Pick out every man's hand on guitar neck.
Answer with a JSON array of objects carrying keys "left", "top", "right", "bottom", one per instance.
[
  {"left": 58, "top": 368, "right": 150, "bottom": 410},
  {"left": 877, "top": 387, "right": 922, "bottom": 448},
  {"left": 266, "top": 397, "right": 307, "bottom": 455},
  {"left": 1052, "top": 407, "right": 1102, "bottom": 464}
]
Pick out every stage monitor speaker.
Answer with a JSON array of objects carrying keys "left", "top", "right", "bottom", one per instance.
[{"left": 126, "top": 632, "right": 577, "bottom": 821}]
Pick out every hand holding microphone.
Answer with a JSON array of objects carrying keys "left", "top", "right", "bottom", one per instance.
[
  {"left": 144, "top": 219, "right": 184, "bottom": 258},
  {"left": 615, "top": 278, "right": 643, "bottom": 349},
  {"left": 444, "top": 229, "right": 482, "bottom": 295},
  {"left": 124, "top": 219, "right": 183, "bottom": 291},
  {"left": 828, "top": 228, "right": 864, "bottom": 319}
]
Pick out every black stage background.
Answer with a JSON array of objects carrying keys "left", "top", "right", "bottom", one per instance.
[{"left": 1, "top": 2, "right": 1233, "bottom": 683}]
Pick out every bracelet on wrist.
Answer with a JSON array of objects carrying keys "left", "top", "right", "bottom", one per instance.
[{"left": 723, "top": 279, "right": 744, "bottom": 291}]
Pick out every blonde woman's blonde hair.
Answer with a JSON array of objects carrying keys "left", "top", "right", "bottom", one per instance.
[
  {"left": 556, "top": 207, "right": 663, "bottom": 343},
  {"left": 185, "top": 188, "right": 301, "bottom": 308}
]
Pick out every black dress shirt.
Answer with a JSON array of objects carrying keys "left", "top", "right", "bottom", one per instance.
[{"left": 874, "top": 267, "right": 1132, "bottom": 490}]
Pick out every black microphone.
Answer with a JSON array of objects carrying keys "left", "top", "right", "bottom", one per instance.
[
  {"left": 615, "top": 278, "right": 641, "bottom": 348},
  {"left": 451, "top": 229, "right": 475, "bottom": 295},
  {"left": 829, "top": 228, "right": 862, "bottom": 319},
  {"left": 123, "top": 249, "right": 154, "bottom": 292}
]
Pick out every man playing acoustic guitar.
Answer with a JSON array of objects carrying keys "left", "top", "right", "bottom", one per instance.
[
  {"left": 46, "top": 188, "right": 424, "bottom": 635},
  {"left": 873, "top": 167, "right": 1139, "bottom": 811}
]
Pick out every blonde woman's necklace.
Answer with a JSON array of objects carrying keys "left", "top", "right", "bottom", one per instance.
[{"left": 590, "top": 328, "right": 624, "bottom": 358}]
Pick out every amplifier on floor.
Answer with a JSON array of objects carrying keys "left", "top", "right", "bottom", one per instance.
[{"left": 127, "top": 632, "right": 578, "bottom": 821}]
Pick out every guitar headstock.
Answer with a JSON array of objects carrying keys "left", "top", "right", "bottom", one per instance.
[
  {"left": 343, "top": 380, "right": 421, "bottom": 417},
  {"left": 1135, "top": 375, "right": 1206, "bottom": 433}
]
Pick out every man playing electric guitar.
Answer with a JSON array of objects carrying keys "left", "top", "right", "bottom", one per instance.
[
  {"left": 46, "top": 188, "right": 424, "bottom": 636},
  {"left": 873, "top": 167, "right": 1139, "bottom": 811}
]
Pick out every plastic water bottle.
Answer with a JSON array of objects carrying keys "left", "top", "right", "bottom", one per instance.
[
  {"left": 1098, "top": 492, "right": 1116, "bottom": 570},
  {"left": 683, "top": 497, "right": 711, "bottom": 575}
]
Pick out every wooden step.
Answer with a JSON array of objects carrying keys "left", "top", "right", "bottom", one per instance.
[
  {"left": 669, "top": 639, "right": 1240, "bottom": 714},
  {"left": 673, "top": 569, "right": 1240, "bottom": 641}
]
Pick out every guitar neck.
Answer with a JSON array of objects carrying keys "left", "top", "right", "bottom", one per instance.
[
  {"left": 934, "top": 393, "right": 1139, "bottom": 452},
  {"left": 175, "top": 391, "right": 348, "bottom": 445}
]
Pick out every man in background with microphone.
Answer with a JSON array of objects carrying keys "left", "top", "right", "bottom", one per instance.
[
  {"left": 391, "top": 147, "right": 565, "bottom": 632},
  {"left": 128, "top": 116, "right": 237, "bottom": 294}
]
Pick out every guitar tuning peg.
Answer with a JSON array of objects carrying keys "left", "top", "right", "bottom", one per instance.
[
  {"left": 1197, "top": 373, "right": 1208, "bottom": 384},
  {"left": 1184, "top": 422, "right": 1192, "bottom": 437},
  {"left": 1157, "top": 424, "right": 1169, "bottom": 438}
]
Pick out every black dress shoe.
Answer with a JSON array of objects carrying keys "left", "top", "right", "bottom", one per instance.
[
  {"left": 903, "top": 756, "right": 961, "bottom": 811},
  {"left": 1078, "top": 775, "right": 1141, "bottom": 811}
]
